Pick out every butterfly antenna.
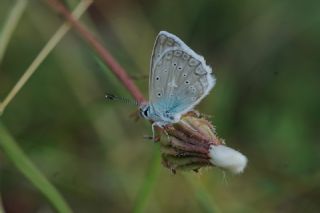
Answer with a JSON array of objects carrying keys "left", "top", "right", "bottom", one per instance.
[{"left": 105, "top": 93, "right": 138, "bottom": 106}]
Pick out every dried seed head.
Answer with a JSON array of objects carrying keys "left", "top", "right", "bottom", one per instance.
[{"left": 157, "top": 111, "right": 247, "bottom": 174}]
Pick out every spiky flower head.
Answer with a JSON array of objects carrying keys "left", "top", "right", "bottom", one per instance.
[{"left": 158, "top": 112, "right": 247, "bottom": 174}]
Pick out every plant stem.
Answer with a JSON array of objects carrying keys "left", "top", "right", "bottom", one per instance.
[
  {"left": 46, "top": 0, "right": 145, "bottom": 103},
  {"left": 0, "top": 0, "right": 93, "bottom": 116}
]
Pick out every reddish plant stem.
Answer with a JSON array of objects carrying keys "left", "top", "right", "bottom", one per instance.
[{"left": 46, "top": 0, "right": 145, "bottom": 103}]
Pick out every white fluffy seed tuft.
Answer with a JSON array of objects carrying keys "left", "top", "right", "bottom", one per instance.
[{"left": 209, "top": 145, "right": 247, "bottom": 174}]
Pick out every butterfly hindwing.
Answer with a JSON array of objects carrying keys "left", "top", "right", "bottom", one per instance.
[
  {"left": 149, "top": 31, "right": 215, "bottom": 122},
  {"left": 152, "top": 49, "right": 215, "bottom": 117}
]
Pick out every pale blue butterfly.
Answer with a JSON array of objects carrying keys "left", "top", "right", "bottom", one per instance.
[{"left": 139, "top": 31, "right": 216, "bottom": 134}]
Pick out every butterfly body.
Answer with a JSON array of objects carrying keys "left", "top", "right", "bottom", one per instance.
[
  {"left": 140, "top": 102, "right": 180, "bottom": 127},
  {"left": 140, "top": 31, "right": 215, "bottom": 128}
]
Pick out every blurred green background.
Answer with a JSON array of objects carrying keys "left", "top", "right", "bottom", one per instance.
[{"left": 1, "top": 0, "right": 320, "bottom": 212}]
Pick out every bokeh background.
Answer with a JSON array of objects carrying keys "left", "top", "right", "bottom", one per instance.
[{"left": 1, "top": 0, "right": 320, "bottom": 212}]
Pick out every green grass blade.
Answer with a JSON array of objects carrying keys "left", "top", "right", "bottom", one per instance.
[
  {"left": 0, "top": 193, "right": 4, "bottom": 213},
  {"left": 184, "top": 174, "right": 221, "bottom": 213},
  {"left": 0, "top": 0, "right": 27, "bottom": 64},
  {"left": 0, "top": 0, "right": 92, "bottom": 116},
  {"left": 0, "top": 123, "right": 72, "bottom": 213},
  {"left": 133, "top": 147, "right": 161, "bottom": 213}
]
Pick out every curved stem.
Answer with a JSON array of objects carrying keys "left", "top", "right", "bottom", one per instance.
[{"left": 46, "top": 0, "right": 145, "bottom": 103}]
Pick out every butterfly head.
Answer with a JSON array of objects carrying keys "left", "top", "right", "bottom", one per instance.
[
  {"left": 139, "top": 102, "right": 181, "bottom": 125},
  {"left": 139, "top": 103, "right": 151, "bottom": 119}
]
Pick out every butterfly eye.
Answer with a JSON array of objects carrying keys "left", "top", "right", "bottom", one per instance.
[
  {"left": 139, "top": 105, "right": 150, "bottom": 118},
  {"left": 173, "top": 63, "right": 177, "bottom": 66},
  {"left": 155, "top": 76, "right": 160, "bottom": 81},
  {"left": 143, "top": 109, "right": 149, "bottom": 117},
  {"left": 185, "top": 80, "right": 190, "bottom": 84},
  {"left": 157, "top": 93, "right": 162, "bottom": 97},
  {"left": 178, "top": 66, "right": 182, "bottom": 70},
  {"left": 183, "top": 73, "right": 187, "bottom": 77}
]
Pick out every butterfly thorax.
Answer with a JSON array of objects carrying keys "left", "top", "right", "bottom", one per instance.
[{"left": 139, "top": 103, "right": 180, "bottom": 126}]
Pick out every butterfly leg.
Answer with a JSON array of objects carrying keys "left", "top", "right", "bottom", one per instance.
[
  {"left": 143, "top": 124, "right": 161, "bottom": 142},
  {"left": 151, "top": 122, "right": 162, "bottom": 142},
  {"left": 151, "top": 122, "right": 156, "bottom": 141}
]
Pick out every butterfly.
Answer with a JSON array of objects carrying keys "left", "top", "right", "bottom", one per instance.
[{"left": 139, "top": 31, "right": 216, "bottom": 134}]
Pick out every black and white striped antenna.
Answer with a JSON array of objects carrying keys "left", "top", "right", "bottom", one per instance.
[{"left": 105, "top": 93, "right": 138, "bottom": 106}]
